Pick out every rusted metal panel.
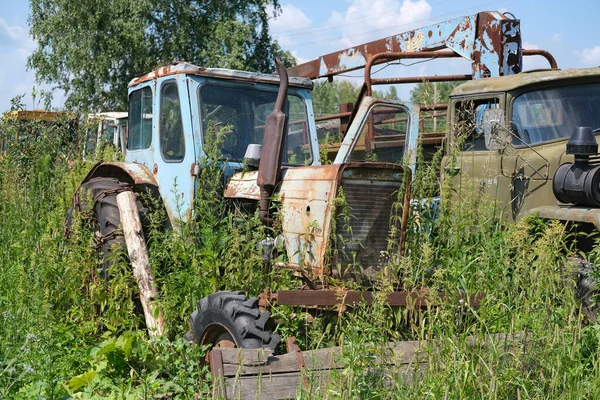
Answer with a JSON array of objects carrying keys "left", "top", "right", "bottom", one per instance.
[
  {"left": 472, "top": 11, "right": 521, "bottom": 78},
  {"left": 274, "top": 290, "right": 483, "bottom": 308},
  {"left": 279, "top": 164, "right": 342, "bottom": 278},
  {"left": 129, "top": 62, "right": 312, "bottom": 89},
  {"left": 224, "top": 171, "right": 261, "bottom": 200},
  {"left": 4, "top": 110, "right": 71, "bottom": 122},
  {"left": 288, "top": 11, "right": 522, "bottom": 80},
  {"left": 279, "top": 162, "right": 409, "bottom": 280}
]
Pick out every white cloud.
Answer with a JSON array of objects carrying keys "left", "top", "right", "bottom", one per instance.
[
  {"left": 290, "top": 50, "right": 310, "bottom": 65},
  {"left": 551, "top": 32, "right": 563, "bottom": 43},
  {"left": 522, "top": 41, "right": 538, "bottom": 50},
  {"left": 0, "top": 18, "right": 25, "bottom": 45},
  {"left": 269, "top": 4, "right": 312, "bottom": 47},
  {"left": 0, "top": 18, "right": 62, "bottom": 111},
  {"left": 521, "top": 41, "right": 553, "bottom": 71},
  {"left": 328, "top": 0, "right": 432, "bottom": 47},
  {"left": 575, "top": 46, "right": 600, "bottom": 66}
]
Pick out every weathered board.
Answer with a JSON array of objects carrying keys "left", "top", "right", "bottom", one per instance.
[{"left": 209, "top": 333, "right": 524, "bottom": 399}]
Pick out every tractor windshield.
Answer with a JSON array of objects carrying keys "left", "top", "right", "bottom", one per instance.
[
  {"left": 512, "top": 82, "right": 600, "bottom": 145},
  {"left": 199, "top": 84, "right": 312, "bottom": 166}
]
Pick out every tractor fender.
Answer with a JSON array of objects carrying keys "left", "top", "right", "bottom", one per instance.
[
  {"left": 525, "top": 206, "right": 600, "bottom": 230},
  {"left": 81, "top": 161, "right": 158, "bottom": 188},
  {"left": 66, "top": 162, "right": 167, "bottom": 236}
]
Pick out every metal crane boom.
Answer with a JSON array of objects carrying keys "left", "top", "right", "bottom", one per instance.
[{"left": 287, "top": 11, "right": 522, "bottom": 80}]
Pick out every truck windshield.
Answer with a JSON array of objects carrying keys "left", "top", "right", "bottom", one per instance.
[
  {"left": 199, "top": 84, "right": 312, "bottom": 166},
  {"left": 512, "top": 82, "right": 600, "bottom": 145}
]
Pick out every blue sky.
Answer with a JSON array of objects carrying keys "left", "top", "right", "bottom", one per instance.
[{"left": 1, "top": 0, "right": 599, "bottom": 111}]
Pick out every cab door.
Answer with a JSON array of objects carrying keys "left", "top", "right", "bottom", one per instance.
[
  {"left": 125, "top": 76, "right": 196, "bottom": 221},
  {"left": 334, "top": 97, "right": 421, "bottom": 171},
  {"left": 443, "top": 96, "right": 519, "bottom": 221},
  {"left": 152, "top": 77, "right": 196, "bottom": 221}
]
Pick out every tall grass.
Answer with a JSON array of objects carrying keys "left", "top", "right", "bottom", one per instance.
[{"left": 0, "top": 110, "right": 599, "bottom": 399}]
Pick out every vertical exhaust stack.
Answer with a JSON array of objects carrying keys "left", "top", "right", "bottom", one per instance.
[{"left": 257, "top": 59, "right": 289, "bottom": 225}]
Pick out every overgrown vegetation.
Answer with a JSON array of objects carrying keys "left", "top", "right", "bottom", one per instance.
[{"left": 1, "top": 99, "right": 600, "bottom": 400}]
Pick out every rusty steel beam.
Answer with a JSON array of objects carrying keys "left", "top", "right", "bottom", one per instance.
[
  {"left": 288, "top": 11, "right": 521, "bottom": 80},
  {"left": 314, "top": 104, "right": 448, "bottom": 124},
  {"left": 314, "top": 111, "right": 352, "bottom": 122},
  {"left": 370, "top": 74, "right": 472, "bottom": 87},
  {"left": 363, "top": 51, "right": 471, "bottom": 95},
  {"left": 274, "top": 290, "right": 483, "bottom": 308},
  {"left": 420, "top": 104, "right": 448, "bottom": 111}
]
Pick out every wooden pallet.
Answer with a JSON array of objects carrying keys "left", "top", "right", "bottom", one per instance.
[{"left": 209, "top": 333, "right": 524, "bottom": 399}]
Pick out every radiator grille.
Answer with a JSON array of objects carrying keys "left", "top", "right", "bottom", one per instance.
[{"left": 332, "top": 168, "right": 403, "bottom": 278}]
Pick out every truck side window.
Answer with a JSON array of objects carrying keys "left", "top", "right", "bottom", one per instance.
[
  {"left": 454, "top": 98, "right": 499, "bottom": 151},
  {"left": 348, "top": 105, "right": 408, "bottom": 163},
  {"left": 160, "top": 82, "right": 185, "bottom": 162},
  {"left": 128, "top": 86, "right": 153, "bottom": 150}
]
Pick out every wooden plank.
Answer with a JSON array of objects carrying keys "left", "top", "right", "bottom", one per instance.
[
  {"left": 223, "top": 363, "right": 427, "bottom": 400},
  {"left": 219, "top": 348, "right": 274, "bottom": 367},
  {"left": 213, "top": 334, "right": 526, "bottom": 399},
  {"left": 209, "top": 349, "right": 226, "bottom": 399},
  {"left": 216, "top": 333, "right": 525, "bottom": 377},
  {"left": 116, "top": 191, "right": 164, "bottom": 336},
  {"left": 220, "top": 340, "right": 428, "bottom": 377}
]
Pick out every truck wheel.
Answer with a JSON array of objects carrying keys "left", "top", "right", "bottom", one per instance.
[
  {"left": 188, "top": 291, "right": 280, "bottom": 351},
  {"left": 69, "top": 177, "right": 147, "bottom": 273}
]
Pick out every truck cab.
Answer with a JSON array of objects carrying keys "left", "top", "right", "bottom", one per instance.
[{"left": 444, "top": 67, "right": 600, "bottom": 225}]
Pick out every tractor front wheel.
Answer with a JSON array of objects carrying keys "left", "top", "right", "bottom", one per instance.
[{"left": 188, "top": 291, "right": 280, "bottom": 351}]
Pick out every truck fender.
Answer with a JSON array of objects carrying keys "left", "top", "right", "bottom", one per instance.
[{"left": 524, "top": 206, "right": 600, "bottom": 230}]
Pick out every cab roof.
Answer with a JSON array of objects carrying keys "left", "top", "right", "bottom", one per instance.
[
  {"left": 89, "top": 112, "right": 128, "bottom": 120},
  {"left": 451, "top": 67, "right": 600, "bottom": 97},
  {"left": 3, "top": 110, "right": 69, "bottom": 122},
  {"left": 128, "top": 62, "right": 314, "bottom": 89}
]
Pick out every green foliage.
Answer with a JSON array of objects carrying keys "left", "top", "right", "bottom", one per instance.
[
  {"left": 312, "top": 79, "right": 399, "bottom": 117},
  {"left": 28, "top": 0, "right": 295, "bottom": 111},
  {"left": 410, "top": 81, "right": 464, "bottom": 105},
  {"left": 1, "top": 94, "right": 600, "bottom": 399}
]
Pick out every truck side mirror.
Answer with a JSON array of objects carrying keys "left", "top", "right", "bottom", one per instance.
[{"left": 482, "top": 108, "right": 507, "bottom": 150}]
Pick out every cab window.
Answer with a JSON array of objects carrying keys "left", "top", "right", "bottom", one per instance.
[
  {"left": 454, "top": 98, "right": 499, "bottom": 151},
  {"left": 160, "top": 82, "right": 185, "bottom": 162},
  {"left": 199, "top": 84, "right": 311, "bottom": 166},
  {"left": 128, "top": 87, "right": 153, "bottom": 150},
  {"left": 512, "top": 83, "right": 600, "bottom": 146},
  {"left": 348, "top": 104, "right": 409, "bottom": 163}
]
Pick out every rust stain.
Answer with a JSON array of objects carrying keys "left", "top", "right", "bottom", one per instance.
[{"left": 224, "top": 171, "right": 261, "bottom": 200}]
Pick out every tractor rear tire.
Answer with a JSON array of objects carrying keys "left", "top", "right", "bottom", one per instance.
[
  {"left": 70, "top": 177, "right": 147, "bottom": 273},
  {"left": 188, "top": 291, "right": 280, "bottom": 351}
]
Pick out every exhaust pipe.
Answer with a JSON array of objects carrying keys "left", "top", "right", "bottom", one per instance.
[{"left": 257, "top": 59, "right": 289, "bottom": 225}]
